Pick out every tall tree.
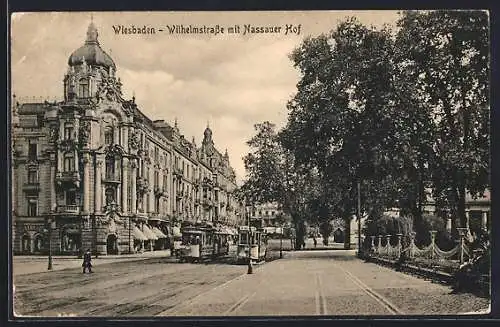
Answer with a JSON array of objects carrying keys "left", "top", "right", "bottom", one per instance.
[{"left": 396, "top": 10, "right": 490, "bottom": 229}]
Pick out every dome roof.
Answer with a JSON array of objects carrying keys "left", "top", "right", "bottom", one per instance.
[{"left": 68, "top": 21, "right": 116, "bottom": 70}]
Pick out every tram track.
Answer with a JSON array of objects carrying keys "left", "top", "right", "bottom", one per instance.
[
  {"left": 334, "top": 263, "right": 403, "bottom": 315},
  {"left": 314, "top": 272, "right": 327, "bottom": 315}
]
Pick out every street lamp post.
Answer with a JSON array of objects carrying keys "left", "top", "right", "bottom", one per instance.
[
  {"left": 47, "top": 218, "right": 54, "bottom": 270},
  {"left": 357, "top": 181, "right": 362, "bottom": 256},
  {"left": 280, "top": 225, "right": 283, "bottom": 259}
]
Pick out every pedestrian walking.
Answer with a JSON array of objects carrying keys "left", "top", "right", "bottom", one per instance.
[
  {"left": 82, "top": 248, "right": 92, "bottom": 273},
  {"left": 313, "top": 237, "right": 317, "bottom": 248}
]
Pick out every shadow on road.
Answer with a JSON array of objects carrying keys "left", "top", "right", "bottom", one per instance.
[{"left": 286, "top": 250, "right": 358, "bottom": 261}]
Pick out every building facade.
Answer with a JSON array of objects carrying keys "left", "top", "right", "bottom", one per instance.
[{"left": 12, "top": 22, "right": 245, "bottom": 255}]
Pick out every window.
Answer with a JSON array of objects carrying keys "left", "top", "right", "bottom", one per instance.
[
  {"left": 127, "top": 181, "right": 132, "bottom": 210},
  {"left": 28, "top": 142, "right": 37, "bottom": 160},
  {"left": 27, "top": 170, "right": 37, "bottom": 184},
  {"left": 64, "top": 123, "right": 74, "bottom": 140},
  {"left": 27, "top": 198, "right": 37, "bottom": 216},
  {"left": 66, "top": 190, "right": 77, "bottom": 205},
  {"left": 105, "top": 157, "right": 115, "bottom": 179},
  {"left": 78, "top": 79, "right": 89, "bottom": 98},
  {"left": 163, "top": 176, "right": 168, "bottom": 190},
  {"left": 154, "top": 171, "right": 159, "bottom": 188},
  {"left": 104, "top": 126, "right": 114, "bottom": 145},
  {"left": 105, "top": 188, "right": 116, "bottom": 205},
  {"left": 271, "top": 211, "right": 275, "bottom": 216},
  {"left": 154, "top": 147, "right": 159, "bottom": 162},
  {"left": 64, "top": 154, "right": 75, "bottom": 172},
  {"left": 265, "top": 211, "right": 269, "bottom": 216}
]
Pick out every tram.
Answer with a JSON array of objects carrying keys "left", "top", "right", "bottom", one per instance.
[
  {"left": 236, "top": 226, "right": 268, "bottom": 264},
  {"left": 178, "top": 224, "right": 215, "bottom": 263},
  {"left": 213, "top": 225, "right": 232, "bottom": 257}
]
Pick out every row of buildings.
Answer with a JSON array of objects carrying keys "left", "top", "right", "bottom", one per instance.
[{"left": 11, "top": 21, "right": 246, "bottom": 255}]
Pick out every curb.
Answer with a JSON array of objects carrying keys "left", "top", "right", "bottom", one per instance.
[{"left": 364, "top": 255, "right": 454, "bottom": 284}]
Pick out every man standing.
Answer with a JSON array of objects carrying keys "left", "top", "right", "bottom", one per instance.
[{"left": 82, "top": 248, "right": 92, "bottom": 273}]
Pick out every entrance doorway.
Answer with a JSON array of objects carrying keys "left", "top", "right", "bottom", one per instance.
[{"left": 107, "top": 234, "right": 118, "bottom": 255}]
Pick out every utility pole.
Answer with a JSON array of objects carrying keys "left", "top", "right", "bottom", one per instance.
[{"left": 357, "top": 181, "right": 361, "bottom": 256}]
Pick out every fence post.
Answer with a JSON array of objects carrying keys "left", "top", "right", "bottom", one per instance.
[
  {"left": 377, "top": 235, "right": 382, "bottom": 255},
  {"left": 409, "top": 232, "right": 416, "bottom": 258},
  {"left": 397, "top": 233, "right": 403, "bottom": 258},
  {"left": 370, "top": 236, "right": 375, "bottom": 253},
  {"left": 457, "top": 228, "right": 467, "bottom": 264},
  {"left": 430, "top": 230, "right": 437, "bottom": 259},
  {"left": 386, "top": 235, "right": 391, "bottom": 256}
]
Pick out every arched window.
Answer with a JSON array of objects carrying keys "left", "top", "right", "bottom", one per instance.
[
  {"left": 78, "top": 79, "right": 89, "bottom": 98},
  {"left": 104, "top": 126, "right": 114, "bottom": 145}
]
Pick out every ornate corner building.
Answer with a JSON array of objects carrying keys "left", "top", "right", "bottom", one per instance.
[{"left": 12, "top": 22, "right": 245, "bottom": 255}]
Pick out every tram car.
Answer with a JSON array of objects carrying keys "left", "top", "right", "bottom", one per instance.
[
  {"left": 213, "top": 226, "right": 232, "bottom": 257},
  {"left": 236, "top": 226, "right": 268, "bottom": 264},
  {"left": 178, "top": 224, "right": 215, "bottom": 263}
]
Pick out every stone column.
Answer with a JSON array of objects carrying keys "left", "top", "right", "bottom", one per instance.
[
  {"left": 482, "top": 211, "right": 488, "bottom": 231},
  {"left": 148, "top": 167, "right": 154, "bottom": 213},
  {"left": 95, "top": 159, "right": 102, "bottom": 213},
  {"left": 465, "top": 211, "right": 470, "bottom": 229},
  {"left": 130, "top": 159, "right": 137, "bottom": 214},
  {"left": 82, "top": 153, "right": 90, "bottom": 214},
  {"left": 122, "top": 157, "right": 129, "bottom": 214},
  {"left": 74, "top": 149, "right": 79, "bottom": 173}
]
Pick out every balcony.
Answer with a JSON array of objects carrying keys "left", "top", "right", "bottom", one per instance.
[
  {"left": 173, "top": 167, "right": 183, "bottom": 178},
  {"left": 154, "top": 187, "right": 168, "bottom": 198},
  {"left": 56, "top": 171, "right": 80, "bottom": 183},
  {"left": 57, "top": 204, "right": 80, "bottom": 214},
  {"left": 137, "top": 177, "right": 150, "bottom": 192},
  {"left": 202, "top": 199, "right": 213, "bottom": 207},
  {"left": 22, "top": 182, "right": 40, "bottom": 193},
  {"left": 103, "top": 173, "right": 121, "bottom": 184}
]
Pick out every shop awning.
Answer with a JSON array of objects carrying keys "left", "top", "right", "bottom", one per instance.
[
  {"left": 142, "top": 225, "right": 158, "bottom": 240},
  {"left": 172, "top": 226, "right": 182, "bottom": 237},
  {"left": 133, "top": 226, "right": 148, "bottom": 241},
  {"left": 152, "top": 227, "right": 167, "bottom": 239}
]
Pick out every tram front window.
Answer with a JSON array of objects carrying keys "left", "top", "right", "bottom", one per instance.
[{"left": 239, "top": 233, "right": 249, "bottom": 245}]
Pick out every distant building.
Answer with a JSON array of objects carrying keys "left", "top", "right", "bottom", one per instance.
[
  {"left": 247, "top": 202, "right": 290, "bottom": 230},
  {"left": 11, "top": 21, "right": 245, "bottom": 255}
]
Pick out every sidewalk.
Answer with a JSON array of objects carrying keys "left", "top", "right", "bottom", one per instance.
[{"left": 12, "top": 249, "right": 172, "bottom": 277}]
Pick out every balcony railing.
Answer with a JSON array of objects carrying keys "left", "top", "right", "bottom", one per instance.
[
  {"left": 56, "top": 171, "right": 80, "bottom": 182},
  {"left": 22, "top": 182, "right": 40, "bottom": 192},
  {"left": 103, "top": 173, "right": 121, "bottom": 183},
  {"left": 57, "top": 204, "right": 80, "bottom": 214}
]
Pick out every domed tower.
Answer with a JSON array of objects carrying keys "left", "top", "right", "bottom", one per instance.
[{"left": 64, "top": 20, "right": 118, "bottom": 102}]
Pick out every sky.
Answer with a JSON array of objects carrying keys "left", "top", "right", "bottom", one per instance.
[{"left": 11, "top": 11, "right": 400, "bottom": 184}]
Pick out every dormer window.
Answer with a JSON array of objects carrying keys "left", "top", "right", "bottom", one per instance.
[{"left": 78, "top": 78, "right": 89, "bottom": 98}]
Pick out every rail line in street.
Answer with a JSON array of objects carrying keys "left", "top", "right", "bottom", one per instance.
[{"left": 334, "top": 263, "right": 404, "bottom": 315}]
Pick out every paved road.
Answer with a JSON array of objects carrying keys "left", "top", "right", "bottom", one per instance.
[{"left": 13, "top": 250, "right": 489, "bottom": 317}]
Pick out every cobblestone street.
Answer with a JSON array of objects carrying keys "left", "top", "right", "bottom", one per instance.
[{"left": 13, "top": 249, "right": 489, "bottom": 317}]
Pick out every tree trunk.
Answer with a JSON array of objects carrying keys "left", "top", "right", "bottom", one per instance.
[{"left": 344, "top": 216, "right": 351, "bottom": 250}]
